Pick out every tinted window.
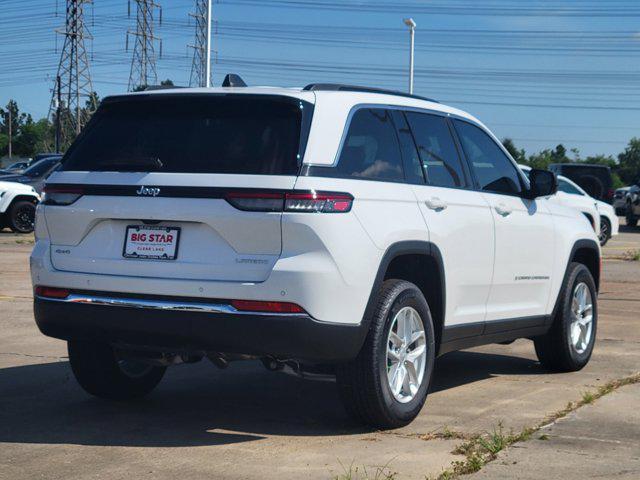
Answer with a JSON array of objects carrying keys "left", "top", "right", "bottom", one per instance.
[
  {"left": 335, "top": 109, "right": 404, "bottom": 181},
  {"left": 62, "top": 95, "right": 308, "bottom": 175},
  {"left": 454, "top": 120, "right": 523, "bottom": 195},
  {"left": 391, "top": 111, "right": 424, "bottom": 184},
  {"left": 558, "top": 178, "right": 583, "bottom": 195},
  {"left": 405, "top": 112, "right": 466, "bottom": 188}
]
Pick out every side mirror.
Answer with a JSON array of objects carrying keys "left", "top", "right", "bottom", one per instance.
[{"left": 527, "top": 169, "right": 557, "bottom": 199}]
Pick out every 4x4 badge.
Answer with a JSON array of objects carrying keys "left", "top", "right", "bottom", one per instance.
[{"left": 136, "top": 186, "right": 161, "bottom": 196}]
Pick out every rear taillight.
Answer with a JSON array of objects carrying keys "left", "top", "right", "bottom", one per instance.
[
  {"left": 225, "top": 192, "right": 284, "bottom": 212},
  {"left": 42, "top": 186, "right": 84, "bottom": 206},
  {"left": 285, "top": 192, "right": 353, "bottom": 213},
  {"left": 225, "top": 190, "right": 353, "bottom": 213},
  {"left": 231, "top": 299, "right": 306, "bottom": 314},
  {"left": 35, "top": 286, "right": 70, "bottom": 299}
]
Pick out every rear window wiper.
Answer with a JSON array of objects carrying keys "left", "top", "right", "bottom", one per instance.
[{"left": 95, "top": 156, "right": 164, "bottom": 172}]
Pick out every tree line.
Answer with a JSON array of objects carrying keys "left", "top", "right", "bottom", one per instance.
[{"left": 502, "top": 138, "right": 640, "bottom": 188}]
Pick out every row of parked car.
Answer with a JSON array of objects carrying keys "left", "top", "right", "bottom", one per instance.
[{"left": 0, "top": 154, "right": 62, "bottom": 233}]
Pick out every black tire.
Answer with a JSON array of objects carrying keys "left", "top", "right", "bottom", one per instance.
[
  {"left": 68, "top": 340, "right": 166, "bottom": 400},
  {"left": 336, "top": 279, "right": 435, "bottom": 429},
  {"left": 598, "top": 217, "right": 611, "bottom": 247},
  {"left": 534, "top": 263, "right": 597, "bottom": 372},
  {"left": 626, "top": 208, "right": 638, "bottom": 228},
  {"left": 8, "top": 200, "right": 36, "bottom": 233}
]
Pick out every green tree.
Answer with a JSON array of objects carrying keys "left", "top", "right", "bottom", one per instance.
[
  {"left": 15, "top": 118, "right": 54, "bottom": 156},
  {"left": 617, "top": 138, "right": 640, "bottom": 185},
  {"left": 502, "top": 138, "right": 526, "bottom": 163}
]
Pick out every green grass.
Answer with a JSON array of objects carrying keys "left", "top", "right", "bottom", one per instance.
[
  {"left": 430, "top": 373, "right": 640, "bottom": 480},
  {"left": 334, "top": 460, "right": 397, "bottom": 480},
  {"left": 581, "top": 391, "right": 595, "bottom": 404}
]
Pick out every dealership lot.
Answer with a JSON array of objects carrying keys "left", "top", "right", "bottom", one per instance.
[{"left": 0, "top": 224, "right": 639, "bottom": 480}]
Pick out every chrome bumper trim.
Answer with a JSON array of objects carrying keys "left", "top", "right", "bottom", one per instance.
[{"left": 34, "top": 293, "right": 307, "bottom": 317}]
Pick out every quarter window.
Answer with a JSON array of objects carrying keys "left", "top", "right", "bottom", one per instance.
[
  {"left": 454, "top": 120, "right": 523, "bottom": 195},
  {"left": 405, "top": 112, "right": 467, "bottom": 188},
  {"left": 335, "top": 109, "right": 405, "bottom": 182}
]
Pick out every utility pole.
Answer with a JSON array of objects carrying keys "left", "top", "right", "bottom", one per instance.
[
  {"left": 55, "top": 76, "right": 62, "bottom": 154},
  {"left": 49, "top": 0, "right": 97, "bottom": 143},
  {"left": 127, "top": 0, "right": 162, "bottom": 91},
  {"left": 403, "top": 18, "right": 416, "bottom": 95}
]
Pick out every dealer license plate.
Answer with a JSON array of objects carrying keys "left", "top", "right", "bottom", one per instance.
[{"left": 123, "top": 225, "right": 180, "bottom": 260}]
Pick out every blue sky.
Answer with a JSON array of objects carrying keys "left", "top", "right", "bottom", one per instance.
[{"left": 2, "top": 0, "right": 639, "bottom": 158}]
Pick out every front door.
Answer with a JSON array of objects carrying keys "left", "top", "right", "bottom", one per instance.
[{"left": 401, "top": 111, "right": 495, "bottom": 329}]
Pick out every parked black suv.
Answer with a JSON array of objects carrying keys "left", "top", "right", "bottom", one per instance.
[{"left": 549, "top": 164, "right": 613, "bottom": 204}]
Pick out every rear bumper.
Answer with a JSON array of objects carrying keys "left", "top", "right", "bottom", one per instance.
[{"left": 33, "top": 293, "right": 368, "bottom": 362}]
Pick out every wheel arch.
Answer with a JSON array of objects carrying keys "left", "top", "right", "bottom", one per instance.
[
  {"left": 9, "top": 194, "right": 39, "bottom": 208},
  {"left": 362, "top": 241, "right": 446, "bottom": 353},
  {"left": 551, "top": 238, "right": 600, "bottom": 320}
]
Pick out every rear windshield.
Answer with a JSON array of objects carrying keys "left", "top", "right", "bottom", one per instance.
[{"left": 62, "top": 94, "right": 311, "bottom": 175}]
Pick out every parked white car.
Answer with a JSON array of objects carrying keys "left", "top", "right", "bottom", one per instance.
[
  {"left": 0, "top": 181, "right": 39, "bottom": 233},
  {"left": 520, "top": 165, "right": 617, "bottom": 245},
  {"left": 31, "top": 80, "right": 601, "bottom": 428}
]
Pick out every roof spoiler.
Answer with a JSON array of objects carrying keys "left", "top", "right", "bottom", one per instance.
[{"left": 222, "top": 74, "right": 247, "bottom": 87}]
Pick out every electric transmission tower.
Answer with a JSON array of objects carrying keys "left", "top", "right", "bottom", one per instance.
[
  {"left": 188, "top": 0, "right": 208, "bottom": 87},
  {"left": 127, "top": 0, "right": 162, "bottom": 91},
  {"left": 49, "top": 0, "right": 97, "bottom": 145}
]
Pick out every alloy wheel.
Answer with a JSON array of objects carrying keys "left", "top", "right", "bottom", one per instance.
[
  {"left": 570, "top": 282, "right": 594, "bottom": 354},
  {"left": 386, "top": 306, "right": 427, "bottom": 403}
]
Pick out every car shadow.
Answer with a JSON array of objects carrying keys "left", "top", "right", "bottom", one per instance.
[
  {"left": 0, "top": 350, "right": 543, "bottom": 447},
  {"left": 619, "top": 224, "right": 639, "bottom": 234}
]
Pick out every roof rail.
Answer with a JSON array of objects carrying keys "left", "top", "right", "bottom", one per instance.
[
  {"left": 143, "top": 84, "right": 184, "bottom": 91},
  {"left": 303, "top": 83, "right": 438, "bottom": 103}
]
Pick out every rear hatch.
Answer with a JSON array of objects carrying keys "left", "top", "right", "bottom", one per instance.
[{"left": 43, "top": 92, "right": 313, "bottom": 283}]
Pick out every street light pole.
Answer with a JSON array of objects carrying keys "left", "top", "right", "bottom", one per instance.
[
  {"left": 403, "top": 18, "right": 416, "bottom": 94},
  {"left": 205, "top": 0, "right": 212, "bottom": 87}
]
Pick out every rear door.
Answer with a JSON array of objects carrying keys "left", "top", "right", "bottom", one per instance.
[
  {"left": 402, "top": 111, "right": 495, "bottom": 329},
  {"left": 43, "top": 93, "right": 313, "bottom": 283},
  {"left": 453, "top": 119, "right": 554, "bottom": 322}
]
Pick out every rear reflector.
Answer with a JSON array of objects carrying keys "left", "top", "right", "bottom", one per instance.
[
  {"left": 285, "top": 192, "right": 353, "bottom": 213},
  {"left": 35, "top": 286, "right": 70, "bottom": 299},
  {"left": 231, "top": 299, "right": 306, "bottom": 314},
  {"left": 42, "top": 186, "right": 84, "bottom": 206}
]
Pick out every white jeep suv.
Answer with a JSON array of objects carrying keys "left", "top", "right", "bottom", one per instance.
[
  {"left": 31, "top": 80, "right": 600, "bottom": 428},
  {"left": 0, "top": 180, "right": 39, "bottom": 233}
]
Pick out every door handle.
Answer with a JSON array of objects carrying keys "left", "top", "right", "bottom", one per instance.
[
  {"left": 425, "top": 197, "right": 448, "bottom": 211},
  {"left": 495, "top": 203, "right": 512, "bottom": 216}
]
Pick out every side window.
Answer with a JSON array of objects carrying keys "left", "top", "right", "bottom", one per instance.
[
  {"left": 391, "top": 110, "right": 424, "bottom": 184},
  {"left": 558, "top": 178, "right": 582, "bottom": 195},
  {"left": 405, "top": 112, "right": 467, "bottom": 188},
  {"left": 335, "top": 109, "right": 404, "bottom": 182},
  {"left": 453, "top": 120, "right": 523, "bottom": 195}
]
